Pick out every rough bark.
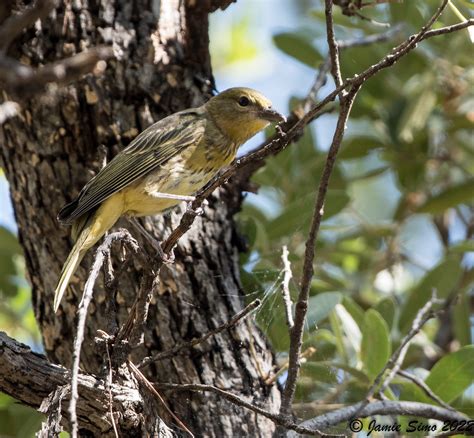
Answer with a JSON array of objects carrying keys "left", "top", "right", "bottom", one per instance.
[{"left": 0, "top": 1, "right": 279, "bottom": 436}]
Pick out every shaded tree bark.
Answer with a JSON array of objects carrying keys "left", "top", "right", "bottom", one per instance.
[{"left": 0, "top": 0, "right": 280, "bottom": 436}]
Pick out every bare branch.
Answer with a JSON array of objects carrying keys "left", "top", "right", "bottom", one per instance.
[
  {"left": 70, "top": 231, "right": 141, "bottom": 438},
  {"left": 128, "top": 361, "right": 194, "bottom": 437},
  {"left": 0, "top": 331, "right": 144, "bottom": 435},
  {"left": 155, "top": 383, "right": 332, "bottom": 437},
  {"left": 302, "top": 58, "right": 332, "bottom": 113},
  {"left": 325, "top": 0, "right": 343, "bottom": 90},
  {"left": 138, "top": 299, "right": 261, "bottom": 368},
  {"left": 337, "top": 23, "right": 404, "bottom": 49},
  {"left": 280, "top": 0, "right": 456, "bottom": 418},
  {"left": 421, "top": 19, "right": 474, "bottom": 39},
  {"left": 0, "top": 46, "right": 113, "bottom": 98},
  {"left": 303, "top": 24, "right": 404, "bottom": 113},
  {"left": 292, "top": 400, "right": 468, "bottom": 436},
  {"left": 104, "top": 341, "right": 120, "bottom": 438},
  {"left": 279, "top": 85, "right": 360, "bottom": 418},
  {"left": 157, "top": 382, "right": 467, "bottom": 437},
  {"left": 281, "top": 245, "right": 294, "bottom": 330}
]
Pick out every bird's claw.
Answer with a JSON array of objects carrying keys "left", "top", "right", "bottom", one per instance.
[
  {"left": 186, "top": 199, "right": 207, "bottom": 216},
  {"left": 156, "top": 244, "right": 175, "bottom": 264}
]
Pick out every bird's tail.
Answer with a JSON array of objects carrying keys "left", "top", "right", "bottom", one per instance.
[
  {"left": 53, "top": 243, "right": 86, "bottom": 312},
  {"left": 53, "top": 197, "right": 124, "bottom": 312}
]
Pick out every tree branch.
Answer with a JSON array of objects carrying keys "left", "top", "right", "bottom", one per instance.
[
  {"left": 155, "top": 383, "right": 331, "bottom": 437},
  {"left": 156, "top": 382, "right": 468, "bottom": 437},
  {"left": 0, "top": 0, "right": 56, "bottom": 52},
  {"left": 0, "top": 46, "right": 113, "bottom": 99},
  {"left": 0, "top": 331, "right": 146, "bottom": 436},
  {"left": 69, "top": 230, "right": 144, "bottom": 438},
  {"left": 138, "top": 299, "right": 261, "bottom": 368},
  {"left": 281, "top": 245, "right": 294, "bottom": 330},
  {"left": 292, "top": 400, "right": 469, "bottom": 436},
  {"left": 325, "top": 0, "right": 343, "bottom": 90},
  {"left": 279, "top": 85, "right": 360, "bottom": 417}
]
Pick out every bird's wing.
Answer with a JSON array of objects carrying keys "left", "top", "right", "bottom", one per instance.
[{"left": 58, "top": 110, "right": 206, "bottom": 224}]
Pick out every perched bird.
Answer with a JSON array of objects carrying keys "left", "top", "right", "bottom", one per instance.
[{"left": 54, "top": 87, "right": 285, "bottom": 312}]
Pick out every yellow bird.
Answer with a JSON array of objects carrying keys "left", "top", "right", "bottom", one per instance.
[{"left": 54, "top": 87, "right": 284, "bottom": 312}]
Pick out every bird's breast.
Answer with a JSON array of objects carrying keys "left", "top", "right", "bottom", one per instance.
[{"left": 121, "top": 137, "right": 237, "bottom": 217}]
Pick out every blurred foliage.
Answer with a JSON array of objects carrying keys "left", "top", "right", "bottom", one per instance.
[
  {"left": 210, "top": 13, "right": 259, "bottom": 69},
  {"left": 238, "top": 0, "right": 474, "bottom": 431},
  {"left": 0, "top": 394, "right": 43, "bottom": 438},
  {"left": 0, "top": 177, "right": 41, "bottom": 437}
]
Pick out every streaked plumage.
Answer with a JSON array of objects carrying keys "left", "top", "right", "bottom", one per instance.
[{"left": 54, "top": 87, "right": 284, "bottom": 312}]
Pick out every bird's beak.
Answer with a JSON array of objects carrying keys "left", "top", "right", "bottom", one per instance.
[{"left": 259, "top": 107, "right": 286, "bottom": 124}]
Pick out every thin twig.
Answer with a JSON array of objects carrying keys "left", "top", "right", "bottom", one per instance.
[
  {"left": 337, "top": 23, "right": 404, "bottom": 49},
  {"left": 280, "top": 85, "right": 361, "bottom": 417},
  {"left": 138, "top": 299, "right": 261, "bottom": 368},
  {"left": 279, "top": 0, "right": 454, "bottom": 418},
  {"left": 155, "top": 383, "right": 334, "bottom": 437},
  {"left": 396, "top": 369, "right": 454, "bottom": 411},
  {"left": 303, "top": 24, "right": 404, "bottom": 113},
  {"left": 69, "top": 231, "right": 141, "bottom": 438},
  {"left": 247, "top": 318, "right": 268, "bottom": 380},
  {"left": 128, "top": 361, "right": 194, "bottom": 437},
  {"left": 421, "top": 19, "right": 474, "bottom": 40},
  {"left": 281, "top": 245, "right": 294, "bottom": 330},
  {"left": 325, "top": 0, "right": 344, "bottom": 91},
  {"left": 105, "top": 340, "right": 120, "bottom": 438},
  {"left": 302, "top": 58, "right": 332, "bottom": 112}
]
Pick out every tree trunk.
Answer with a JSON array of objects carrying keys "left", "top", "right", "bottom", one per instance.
[{"left": 0, "top": 1, "right": 280, "bottom": 436}]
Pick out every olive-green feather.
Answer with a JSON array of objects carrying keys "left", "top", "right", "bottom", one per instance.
[{"left": 58, "top": 109, "right": 206, "bottom": 225}]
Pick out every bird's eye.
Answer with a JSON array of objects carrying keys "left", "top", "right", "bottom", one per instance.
[{"left": 238, "top": 96, "right": 250, "bottom": 107}]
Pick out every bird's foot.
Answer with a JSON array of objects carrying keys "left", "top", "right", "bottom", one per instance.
[
  {"left": 156, "top": 243, "right": 175, "bottom": 264},
  {"left": 186, "top": 199, "right": 208, "bottom": 216}
]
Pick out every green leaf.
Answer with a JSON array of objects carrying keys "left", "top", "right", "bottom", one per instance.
[
  {"left": 425, "top": 346, "right": 474, "bottom": 403},
  {"left": 0, "top": 226, "right": 22, "bottom": 297},
  {"left": 361, "top": 309, "right": 391, "bottom": 380},
  {"left": 375, "top": 297, "right": 396, "bottom": 330},
  {"left": 267, "top": 189, "right": 349, "bottom": 239},
  {"left": 302, "top": 362, "right": 338, "bottom": 384},
  {"left": 452, "top": 293, "right": 472, "bottom": 346},
  {"left": 334, "top": 304, "right": 362, "bottom": 360},
  {"left": 324, "top": 190, "right": 351, "bottom": 218},
  {"left": 322, "top": 361, "right": 370, "bottom": 384},
  {"left": 307, "top": 292, "right": 342, "bottom": 327},
  {"left": 417, "top": 180, "right": 474, "bottom": 214},
  {"left": 342, "top": 296, "right": 365, "bottom": 329},
  {"left": 398, "top": 380, "right": 432, "bottom": 404},
  {"left": 398, "top": 88, "right": 437, "bottom": 143},
  {"left": 273, "top": 32, "right": 323, "bottom": 67},
  {"left": 339, "top": 136, "right": 384, "bottom": 159}
]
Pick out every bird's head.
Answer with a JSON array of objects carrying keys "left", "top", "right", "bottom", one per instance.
[{"left": 205, "top": 87, "right": 285, "bottom": 145}]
